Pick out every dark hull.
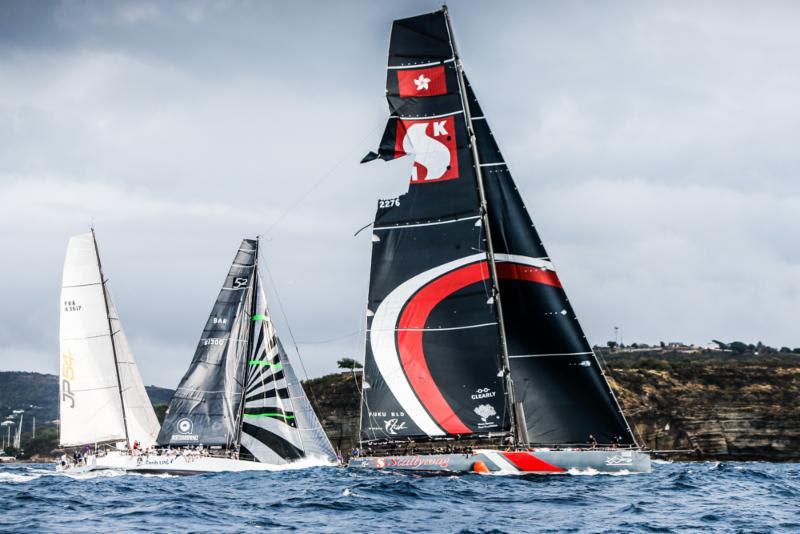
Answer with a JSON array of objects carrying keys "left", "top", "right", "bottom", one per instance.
[{"left": 349, "top": 449, "right": 651, "bottom": 474}]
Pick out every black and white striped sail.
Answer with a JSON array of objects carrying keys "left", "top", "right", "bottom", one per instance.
[
  {"left": 158, "top": 239, "right": 336, "bottom": 464},
  {"left": 240, "top": 283, "right": 336, "bottom": 464},
  {"left": 359, "top": 9, "right": 637, "bottom": 446},
  {"left": 59, "top": 232, "right": 160, "bottom": 448}
]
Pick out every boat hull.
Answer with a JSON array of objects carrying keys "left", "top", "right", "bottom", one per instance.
[
  {"left": 348, "top": 449, "right": 651, "bottom": 475},
  {"left": 58, "top": 451, "right": 336, "bottom": 475}
]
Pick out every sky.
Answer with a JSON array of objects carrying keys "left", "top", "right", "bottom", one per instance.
[{"left": 1, "top": 0, "right": 798, "bottom": 387}]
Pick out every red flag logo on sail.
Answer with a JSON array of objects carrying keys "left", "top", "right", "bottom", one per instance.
[
  {"left": 397, "top": 65, "right": 447, "bottom": 98},
  {"left": 395, "top": 116, "right": 459, "bottom": 183}
]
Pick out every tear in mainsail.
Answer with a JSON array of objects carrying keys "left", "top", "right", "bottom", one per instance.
[
  {"left": 59, "top": 231, "right": 160, "bottom": 448},
  {"left": 157, "top": 239, "right": 336, "bottom": 464},
  {"left": 359, "top": 9, "right": 636, "bottom": 446}
]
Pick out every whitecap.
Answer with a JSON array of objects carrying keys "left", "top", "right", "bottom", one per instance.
[{"left": 0, "top": 472, "right": 42, "bottom": 483}]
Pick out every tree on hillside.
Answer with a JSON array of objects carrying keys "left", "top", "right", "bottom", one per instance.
[
  {"left": 729, "top": 342, "right": 748, "bottom": 354},
  {"left": 337, "top": 358, "right": 363, "bottom": 370},
  {"left": 153, "top": 404, "right": 168, "bottom": 424}
]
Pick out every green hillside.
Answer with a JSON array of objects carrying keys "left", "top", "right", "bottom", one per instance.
[{"left": 0, "top": 371, "right": 173, "bottom": 458}]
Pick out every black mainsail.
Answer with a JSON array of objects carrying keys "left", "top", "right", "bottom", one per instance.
[
  {"left": 359, "top": 9, "right": 636, "bottom": 447},
  {"left": 158, "top": 239, "right": 336, "bottom": 464}
]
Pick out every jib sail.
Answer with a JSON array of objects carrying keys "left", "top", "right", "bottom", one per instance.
[
  {"left": 360, "top": 8, "right": 636, "bottom": 446},
  {"left": 240, "top": 281, "right": 337, "bottom": 464}
]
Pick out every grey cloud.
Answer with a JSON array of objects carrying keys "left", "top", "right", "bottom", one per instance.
[{"left": 0, "top": 0, "right": 798, "bottom": 387}]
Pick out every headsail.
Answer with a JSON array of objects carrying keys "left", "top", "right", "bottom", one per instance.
[
  {"left": 157, "top": 240, "right": 256, "bottom": 447},
  {"left": 240, "top": 282, "right": 337, "bottom": 464},
  {"left": 360, "top": 9, "right": 637, "bottom": 446},
  {"left": 59, "top": 232, "right": 160, "bottom": 448}
]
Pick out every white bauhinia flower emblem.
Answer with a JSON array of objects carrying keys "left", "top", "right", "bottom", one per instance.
[
  {"left": 474, "top": 404, "right": 497, "bottom": 423},
  {"left": 414, "top": 74, "right": 431, "bottom": 91}
]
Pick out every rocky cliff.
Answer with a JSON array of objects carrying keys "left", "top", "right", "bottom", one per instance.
[
  {"left": 604, "top": 356, "right": 800, "bottom": 460},
  {"left": 306, "top": 352, "right": 800, "bottom": 461}
]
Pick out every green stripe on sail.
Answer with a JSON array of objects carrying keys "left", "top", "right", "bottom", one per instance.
[
  {"left": 244, "top": 412, "right": 295, "bottom": 420},
  {"left": 248, "top": 360, "right": 282, "bottom": 370},
  {"left": 251, "top": 314, "right": 267, "bottom": 321}
]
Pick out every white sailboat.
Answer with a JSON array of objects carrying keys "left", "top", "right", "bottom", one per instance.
[{"left": 57, "top": 230, "right": 160, "bottom": 473}]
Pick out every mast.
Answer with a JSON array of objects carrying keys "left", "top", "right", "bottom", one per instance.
[
  {"left": 442, "top": 6, "right": 522, "bottom": 445},
  {"left": 91, "top": 228, "right": 131, "bottom": 448},
  {"left": 234, "top": 236, "right": 260, "bottom": 452}
]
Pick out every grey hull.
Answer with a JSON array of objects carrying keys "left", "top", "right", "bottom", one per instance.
[{"left": 349, "top": 448, "right": 651, "bottom": 475}]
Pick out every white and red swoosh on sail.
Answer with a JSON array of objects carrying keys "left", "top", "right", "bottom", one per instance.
[{"left": 370, "top": 253, "right": 562, "bottom": 436}]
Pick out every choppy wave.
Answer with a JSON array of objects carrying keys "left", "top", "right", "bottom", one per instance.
[{"left": 0, "top": 461, "right": 798, "bottom": 532}]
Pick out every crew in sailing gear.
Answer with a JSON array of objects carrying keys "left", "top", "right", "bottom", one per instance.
[{"left": 589, "top": 434, "right": 597, "bottom": 449}]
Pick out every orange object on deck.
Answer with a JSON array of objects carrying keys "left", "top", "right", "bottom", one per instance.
[{"left": 471, "top": 460, "right": 490, "bottom": 474}]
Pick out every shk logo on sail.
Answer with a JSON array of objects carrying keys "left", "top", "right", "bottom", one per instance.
[{"left": 394, "top": 115, "right": 459, "bottom": 184}]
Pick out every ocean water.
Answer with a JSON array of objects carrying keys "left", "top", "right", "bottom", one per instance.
[{"left": 1, "top": 461, "right": 798, "bottom": 532}]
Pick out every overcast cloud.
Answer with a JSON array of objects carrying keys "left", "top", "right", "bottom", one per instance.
[{"left": 1, "top": 0, "right": 798, "bottom": 387}]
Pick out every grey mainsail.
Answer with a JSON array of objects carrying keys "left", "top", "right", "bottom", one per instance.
[
  {"left": 158, "top": 238, "right": 336, "bottom": 464},
  {"left": 157, "top": 240, "right": 256, "bottom": 447}
]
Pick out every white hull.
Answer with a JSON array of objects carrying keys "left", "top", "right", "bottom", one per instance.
[{"left": 58, "top": 450, "right": 336, "bottom": 475}]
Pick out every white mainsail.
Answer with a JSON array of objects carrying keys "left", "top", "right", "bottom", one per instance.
[{"left": 59, "top": 232, "right": 160, "bottom": 448}]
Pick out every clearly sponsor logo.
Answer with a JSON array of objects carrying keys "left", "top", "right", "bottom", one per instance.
[
  {"left": 63, "top": 300, "right": 82, "bottom": 312},
  {"left": 383, "top": 418, "right": 407, "bottom": 435},
  {"left": 474, "top": 403, "right": 499, "bottom": 429},
  {"left": 61, "top": 352, "right": 76, "bottom": 408},
  {"left": 471, "top": 387, "right": 496, "bottom": 400}
]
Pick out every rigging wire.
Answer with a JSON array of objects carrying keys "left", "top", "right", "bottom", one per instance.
[
  {"left": 593, "top": 347, "right": 648, "bottom": 447},
  {"left": 260, "top": 260, "right": 324, "bottom": 417},
  {"left": 253, "top": 117, "right": 386, "bottom": 433},
  {"left": 262, "top": 120, "right": 385, "bottom": 239},
  {"left": 295, "top": 330, "right": 363, "bottom": 346}
]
